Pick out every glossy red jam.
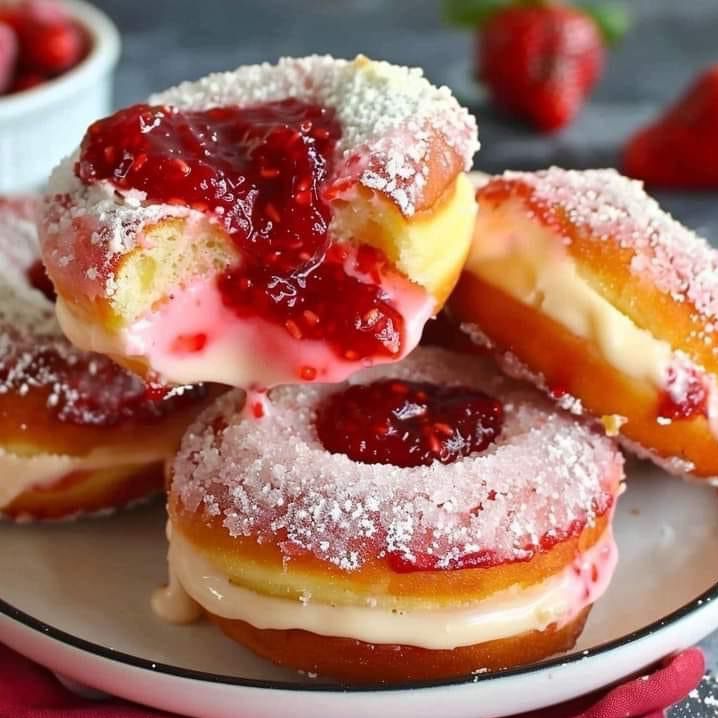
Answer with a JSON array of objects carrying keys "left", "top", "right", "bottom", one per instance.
[
  {"left": 658, "top": 365, "right": 708, "bottom": 421},
  {"left": 315, "top": 379, "right": 504, "bottom": 469},
  {"left": 76, "top": 100, "right": 405, "bottom": 363},
  {"left": 0, "top": 0, "right": 89, "bottom": 97}
]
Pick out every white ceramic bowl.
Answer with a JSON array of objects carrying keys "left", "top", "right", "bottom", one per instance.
[{"left": 0, "top": 0, "right": 120, "bottom": 193}]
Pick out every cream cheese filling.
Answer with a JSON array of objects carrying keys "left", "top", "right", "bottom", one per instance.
[
  {"left": 154, "top": 525, "right": 617, "bottom": 650},
  {"left": 0, "top": 444, "right": 167, "bottom": 509},
  {"left": 466, "top": 199, "right": 675, "bottom": 388}
]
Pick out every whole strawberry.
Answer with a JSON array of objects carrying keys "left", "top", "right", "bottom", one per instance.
[
  {"left": 17, "top": 17, "right": 86, "bottom": 75},
  {"left": 443, "top": 0, "right": 628, "bottom": 132},
  {"left": 0, "top": 0, "right": 87, "bottom": 93},
  {"left": 623, "top": 65, "right": 718, "bottom": 188},
  {"left": 11, "top": 0, "right": 87, "bottom": 76}
]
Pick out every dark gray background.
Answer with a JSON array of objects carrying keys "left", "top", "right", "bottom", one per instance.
[{"left": 89, "top": 0, "right": 718, "bottom": 712}]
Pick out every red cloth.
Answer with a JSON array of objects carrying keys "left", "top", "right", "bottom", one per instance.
[{"left": 0, "top": 643, "right": 705, "bottom": 718}]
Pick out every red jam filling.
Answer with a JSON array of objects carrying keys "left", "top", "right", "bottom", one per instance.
[
  {"left": 76, "top": 100, "right": 406, "bottom": 365},
  {"left": 658, "top": 365, "right": 709, "bottom": 421},
  {"left": 57, "top": 366, "right": 206, "bottom": 427},
  {"left": 315, "top": 379, "right": 504, "bottom": 469}
]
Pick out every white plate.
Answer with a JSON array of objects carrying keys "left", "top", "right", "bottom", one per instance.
[{"left": 1, "top": 462, "right": 717, "bottom": 718}]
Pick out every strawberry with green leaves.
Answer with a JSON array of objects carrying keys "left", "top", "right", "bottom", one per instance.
[{"left": 444, "top": 0, "right": 628, "bottom": 132}]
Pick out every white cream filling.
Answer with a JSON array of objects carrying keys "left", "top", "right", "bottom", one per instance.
[
  {"left": 155, "top": 526, "right": 617, "bottom": 650},
  {"left": 467, "top": 200, "right": 676, "bottom": 388},
  {"left": 0, "top": 444, "right": 167, "bottom": 509}
]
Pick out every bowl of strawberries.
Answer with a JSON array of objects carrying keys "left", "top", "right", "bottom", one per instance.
[{"left": 0, "top": 0, "right": 119, "bottom": 192}]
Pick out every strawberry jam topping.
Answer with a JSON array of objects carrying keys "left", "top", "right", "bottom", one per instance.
[
  {"left": 315, "top": 379, "right": 503, "bottom": 469},
  {"left": 657, "top": 365, "right": 709, "bottom": 421},
  {"left": 76, "top": 100, "right": 406, "bottom": 363}
]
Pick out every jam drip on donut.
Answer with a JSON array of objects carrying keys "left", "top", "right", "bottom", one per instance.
[
  {"left": 315, "top": 379, "right": 503, "bottom": 469},
  {"left": 657, "top": 365, "right": 708, "bottom": 421},
  {"left": 76, "top": 101, "right": 406, "bottom": 363}
]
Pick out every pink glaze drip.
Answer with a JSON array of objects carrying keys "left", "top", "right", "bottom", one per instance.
[
  {"left": 71, "top": 253, "right": 434, "bottom": 388},
  {"left": 564, "top": 524, "right": 618, "bottom": 623}
]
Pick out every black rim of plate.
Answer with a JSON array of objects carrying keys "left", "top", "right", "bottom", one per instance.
[{"left": 1, "top": 579, "right": 717, "bottom": 694}]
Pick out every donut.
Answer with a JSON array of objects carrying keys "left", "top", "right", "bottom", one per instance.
[
  {"left": 450, "top": 167, "right": 718, "bottom": 482},
  {"left": 0, "top": 196, "right": 214, "bottom": 521},
  {"left": 40, "top": 55, "right": 479, "bottom": 389},
  {"left": 155, "top": 347, "right": 623, "bottom": 683},
  {"left": 450, "top": 168, "right": 718, "bottom": 482}
]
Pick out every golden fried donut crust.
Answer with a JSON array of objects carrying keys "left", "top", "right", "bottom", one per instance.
[
  {"left": 211, "top": 607, "right": 590, "bottom": 684},
  {"left": 451, "top": 263, "right": 718, "bottom": 477},
  {"left": 1, "top": 383, "right": 217, "bottom": 457},
  {"left": 4, "top": 463, "right": 163, "bottom": 520}
]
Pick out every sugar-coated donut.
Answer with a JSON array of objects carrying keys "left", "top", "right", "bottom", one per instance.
[
  {"left": 0, "top": 196, "right": 214, "bottom": 521},
  {"left": 451, "top": 168, "right": 718, "bottom": 481},
  {"left": 40, "top": 55, "right": 479, "bottom": 389},
  {"left": 156, "top": 347, "right": 623, "bottom": 683}
]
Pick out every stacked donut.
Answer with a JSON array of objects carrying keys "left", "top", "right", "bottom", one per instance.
[
  {"left": 0, "top": 197, "right": 213, "bottom": 520},
  {"left": 451, "top": 168, "right": 718, "bottom": 482},
  {"left": 162, "top": 348, "right": 622, "bottom": 682},
  {"left": 37, "top": 53, "right": 718, "bottom": 684}
]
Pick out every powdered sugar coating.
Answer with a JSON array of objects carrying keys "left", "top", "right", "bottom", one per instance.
[
  {"left": 0, "top": 197, "right": 65, "bottom": 342},
  {"left": 171, "top": 347, "right": 622, "bottom": 571},
  {"left": 41, "top": 55, "right": 478, "bottom": 301},
  {"left": 150, "top": 55, "right": 478, "bottom": 216},
  {"left": 42, "top": 160, "right": 192, "bottom": 297},
  {"left": 491, "top": 167, "right": 718, "bottom": 323},
  {"left": 0, "top": 198, "right": 130, "bottom": 421}
]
